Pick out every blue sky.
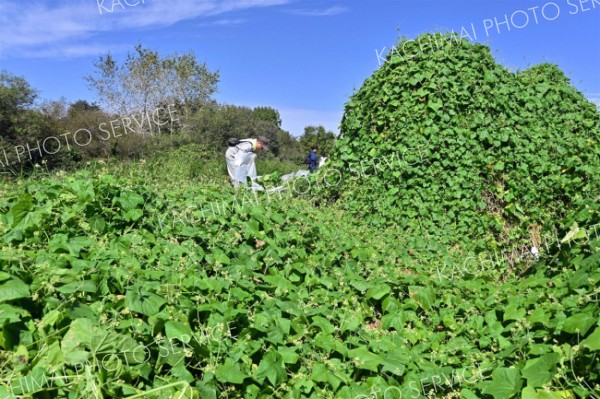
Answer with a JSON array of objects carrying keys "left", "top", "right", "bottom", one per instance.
[{"left": 0, "top": 0, "right": 598, "bottom": 137}]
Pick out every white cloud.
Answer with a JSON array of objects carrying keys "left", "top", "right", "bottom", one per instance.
[
  {"left": 197, "top": 18, "right": 247, "bottom": 26},
  {"left": 0, "top": 0, "right": 289, "bottom": 58},
  {"left": 213, "top": 18, "right": 246, "bottom": 25},
  {"left": 289, "top": 6, "right": 348, "bottom": 17},
  {"left": 17, "top": 43, "right": 131, "bottom": 59}
]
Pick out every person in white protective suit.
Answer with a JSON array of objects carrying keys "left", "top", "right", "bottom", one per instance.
[{"left": 225, "top": 136, "right": 270, "bottom": 188}]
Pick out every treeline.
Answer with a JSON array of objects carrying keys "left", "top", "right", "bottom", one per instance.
[{"left": 0, "top": 45, "right": 336, "bottom": 176}]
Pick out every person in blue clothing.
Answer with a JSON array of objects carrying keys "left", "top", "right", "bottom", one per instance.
[{"left": 305, "top": 146, "right": 319, "bottom": 172}]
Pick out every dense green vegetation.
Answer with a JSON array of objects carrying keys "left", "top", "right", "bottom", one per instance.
[
  {"left": 327, "top": 34, "right": 600, "bottom": 249},
  {"left": 0, "top": 147, "right": 598, "bottom": 398},
  {"left": 0, "top": 34, "right": 598, "bottom": 399}
]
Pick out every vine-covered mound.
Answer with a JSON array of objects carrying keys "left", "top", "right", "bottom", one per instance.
[{"left": 329, "top": 33, "right": 600, "bottom": 243}]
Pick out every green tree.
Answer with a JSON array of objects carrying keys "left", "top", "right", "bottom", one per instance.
[
  {"left": 299, "top": 125, "right": 336, "bottom": 156},
  {"left": 190, "top": 104, "right": 256, "bottom": 151},
  {"left": 252, "top": 107, "right": 282, "bottom": 127},
  {"left": 276, "top": 129, "right": 303, "bottom": 163},
  {"left": 62, "top": 100, "right": 112, "bottom": 159},
  {"left": 0, "top": 72, "right": 75, "bottom": 172},
  {"left": 0, "top": 70, "right": 38, "bottom": 140},
  {"left": 85, "top": 45, "right": 219, "bottom": 134},
  {"left": 67, "top": 100, "right": 100, "bottom": 118}
]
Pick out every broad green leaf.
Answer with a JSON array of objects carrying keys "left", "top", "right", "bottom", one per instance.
[
  {"left": 504, "top": 303, "right": 526, "bottom": 321},
  {"left": 0, "top": 304, "right": 28, "bottom": 325},
  {"left": 125, "top": 209, "right": 143, "bottom": 221},
  {"left": 310, "top": 362, "right": 343, "bottom": 390},
  {"left": 165, "top": 320, "right": 193, "bottom": 342},
  {"left": 483, "top": 368, "right": 522, "bottom": 399},
  {"left": 562, "top": 313, "right": 596, "bottom": 335},
  {"left": 522, "top": 353, "right": 559, "bottom": 387},
  {"left": 581, "top": 327, "right": 600, "bottom": 351},
  {"left": 61, "top": 319, "right": 95, "bottom": 364},
  {"left": 125, "top": 290, "right": 166, "bottom": 317},
  {"left": 382, "top": 312, "right": 406, "bottom": 331},
  {"left": 348, "top": 348, "right": 381, "bottom": 372},
  {"left": 5, "top": 194, "right": 33, "bottom": 227},
  {"left": 210, "top": 249, "right": 230, "bottom": 265},
  {"left": 116, "top": 192, "right": 144, "bottom": 211},
  {"left": 366, "top": 284, "right": 391, "bottom": 300},
  {"left": 9, "top": 367, "right": 47, "bottom": 395},
  {"left": 408, "top": 286, "right": 435, "bottom": 310},
  {"left": 311, "top": 316, "right": 335, "bottom": 335},
  {"left": 57, "top": 280, "right": 96, "bottom": 294},
  {"left": 381, "top": 349, "right": 407, "bottom": 376},
  {"left": 522, "top": 387, "right": 538, "bottom": 399},
  {"left": 38, "top": 308, "right": 61, "bottom": 329},
  {"left": 277, "top": 347, "right": 299, "bottom": 364},
  {"left": 0, "top": 278, "right": 29, "bottom": 303},
  {"left": 216, "top": 363, "right": 247, "bottom": 384},
  {"left": 255, "top": 352, "right": 287, "bottom": 385},
  {"left": 311, "top": 363, "right": 329, "bottom": 383}
]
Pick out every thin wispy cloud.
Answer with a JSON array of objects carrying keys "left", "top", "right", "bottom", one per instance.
[
  {"left": 289, "top": 6, "right": 348, "bottom": 17},
  {"left": 0, "top": 0, "right": 289, "bottom": 58},
  {"left": 18, "top": 43, "right": 132, "bottom": 60},
  {"left": 197, "top": 18, "right": 247, "bottom": 27}
]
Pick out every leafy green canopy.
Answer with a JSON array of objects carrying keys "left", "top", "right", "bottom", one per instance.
[{"left": 328, "top": 33, "right": 600, "bottom": 244}]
